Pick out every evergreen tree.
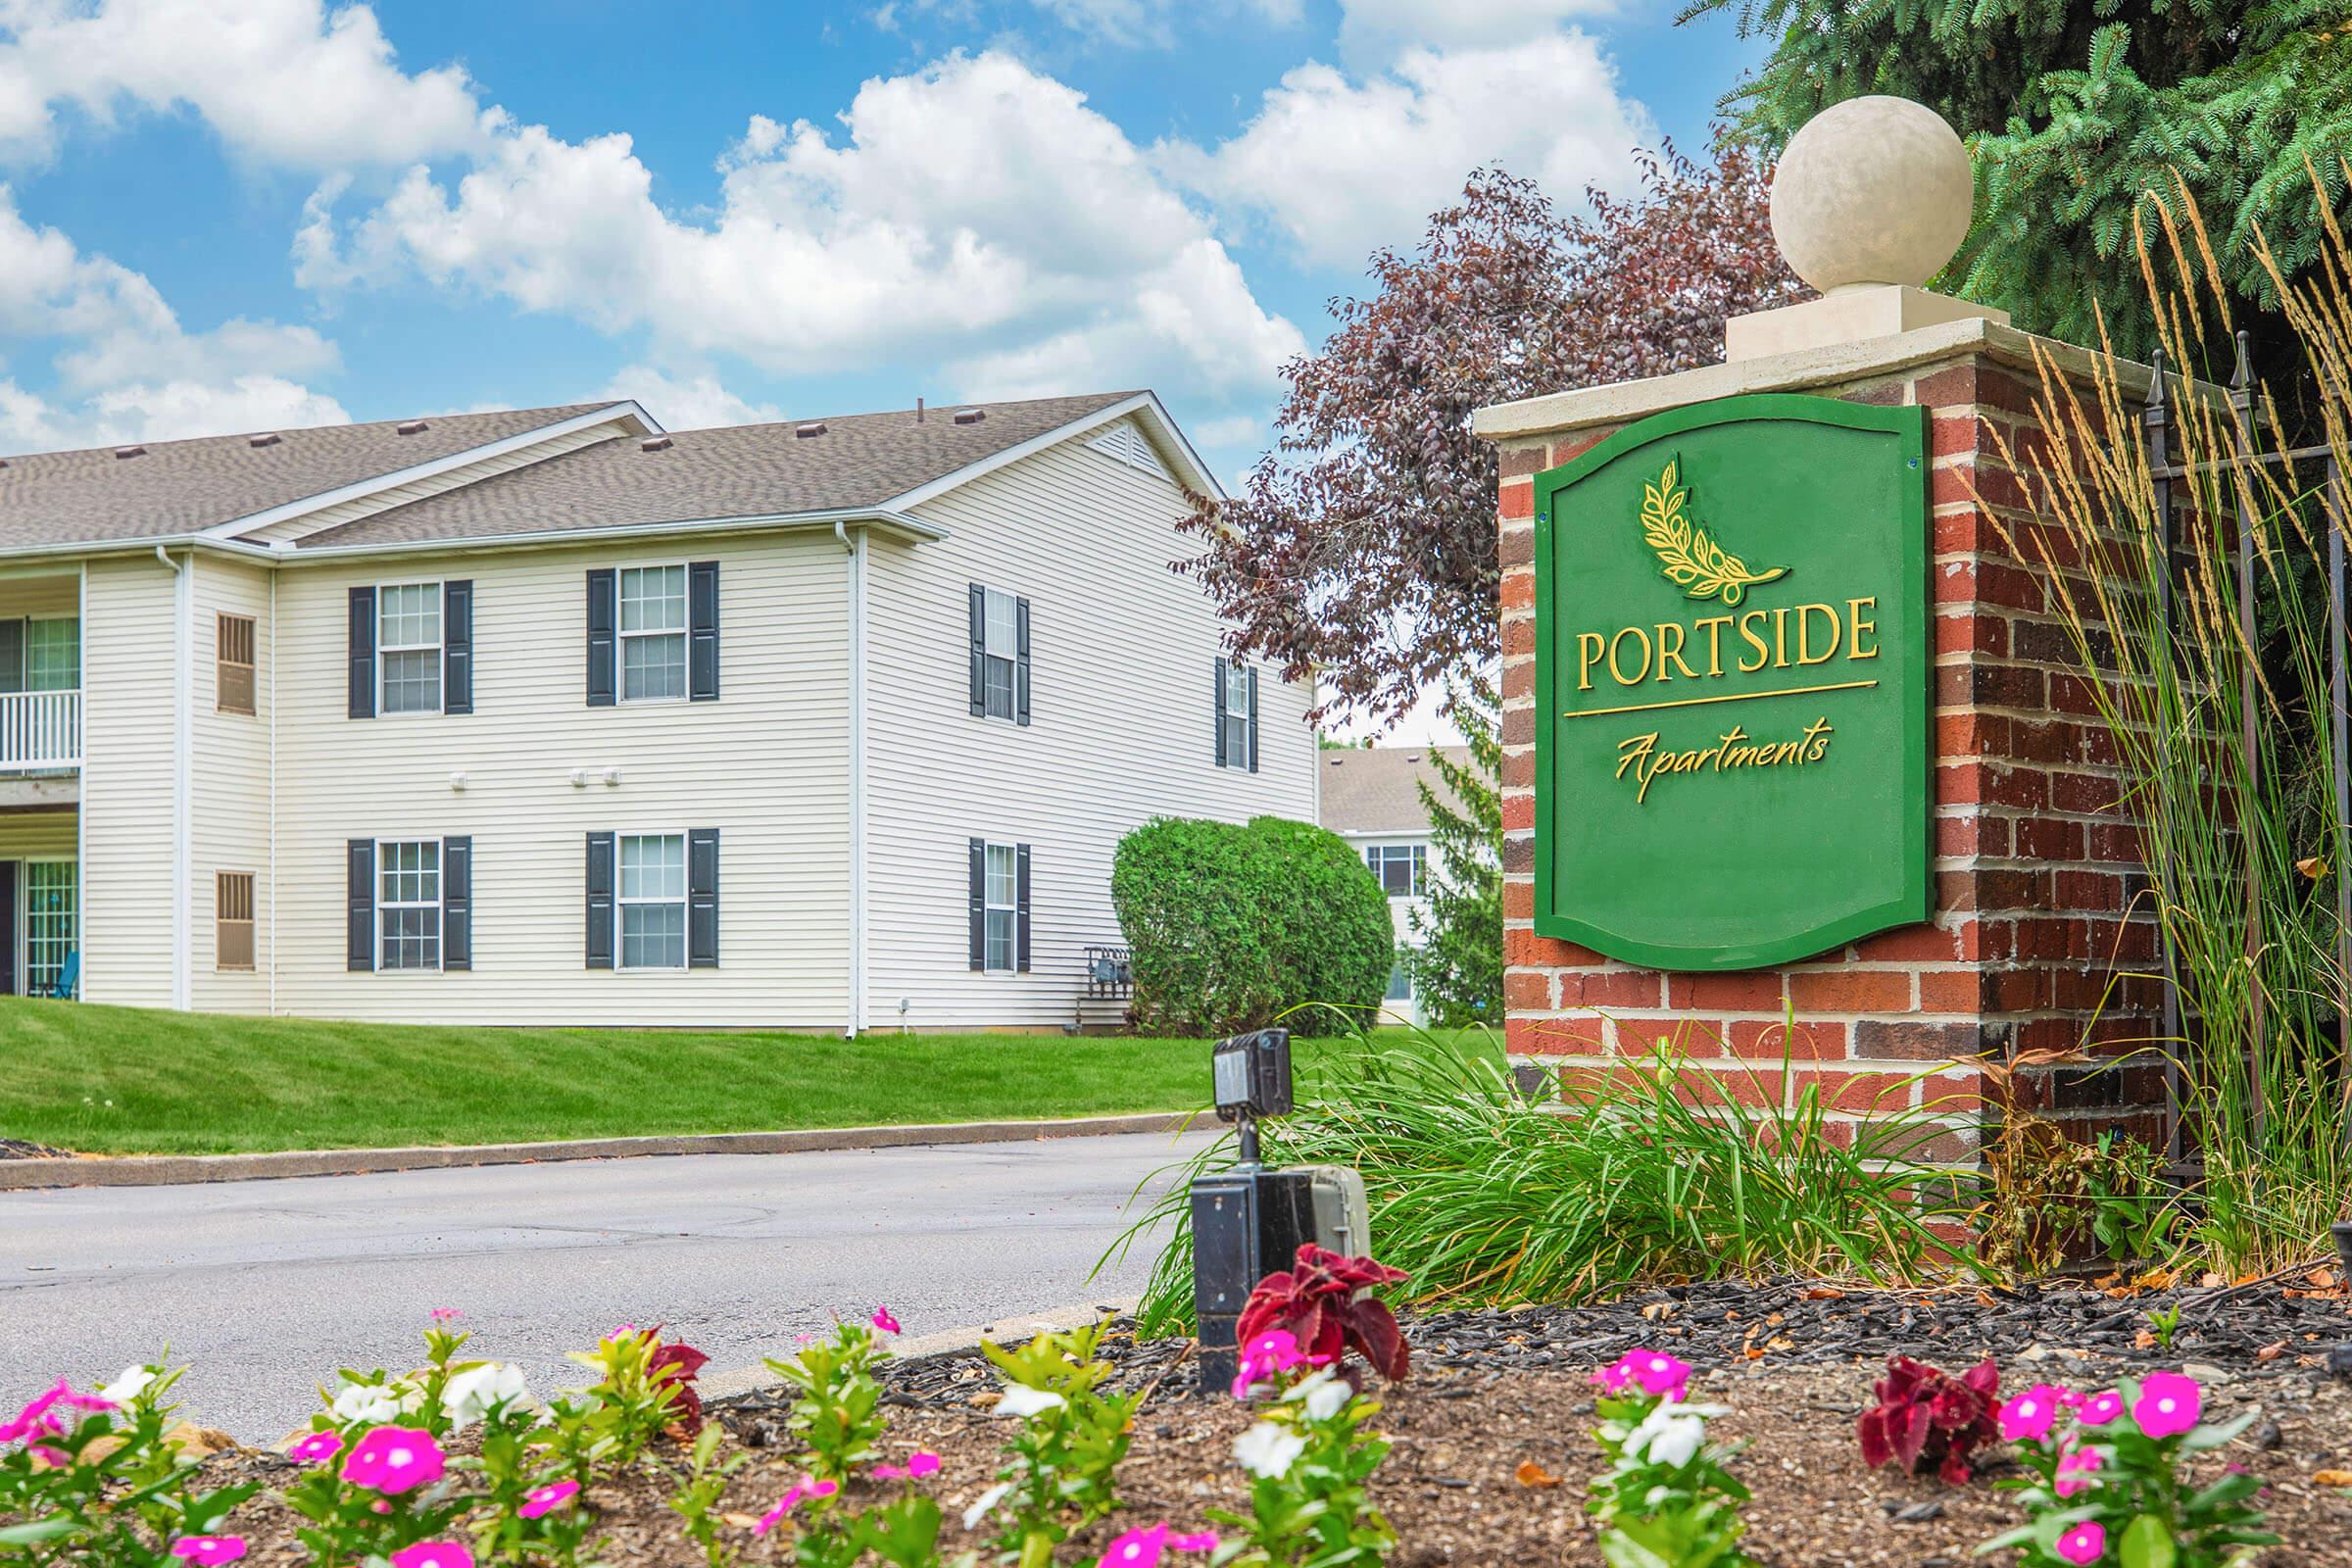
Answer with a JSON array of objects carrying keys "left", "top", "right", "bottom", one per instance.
[
  {"left": 1402, "top": 682, "right": 1503, "bottom": 1029},
  {"left": 1684, "top": 0, "right": 2352, "bottom": 359}
]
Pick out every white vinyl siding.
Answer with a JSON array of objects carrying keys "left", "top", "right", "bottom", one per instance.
[
  {"left": 617, "top": 831, "right": 687, "bottom": 969},
  {"left": 81, "top": 557, "right": 176, "bottom": 1008},
  {"left": 190, "top": 558, "right": 272, "bottom": 1014},
  {"left": 618, "top": 565, "right": 688, "bottom": 703},
  {"left": 377, "top": 583, "right": 443, "bottom": 714}
]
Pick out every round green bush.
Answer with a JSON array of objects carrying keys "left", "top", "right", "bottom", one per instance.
[{"left": 1111, "top": 813, "right": 1395, "bottom": 1037}]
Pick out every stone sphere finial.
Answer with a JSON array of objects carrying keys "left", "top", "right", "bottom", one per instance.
[{"left": 1769, "top": 96, "right": 1973, "bottom": 295}]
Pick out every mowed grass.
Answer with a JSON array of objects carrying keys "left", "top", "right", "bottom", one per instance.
[{"left": 0, "top": 999, "right": 1485, "bottom": 1156}]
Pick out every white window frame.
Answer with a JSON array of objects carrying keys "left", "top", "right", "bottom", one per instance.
[
  {"left": 615, "top": 829, "right": 690, "bottom": 971},
  {"left": 978, "top": 585, "right": 1018, "bottom": 723},
  {"left": 981, "top": 840, "right": 1018, "bottom": 974},
  {"left": 1365, "top": 843, "right": 1426, "bottom": 898},
  {"left": 374, "top": 837, "right": 443, "bottom": 972},
  {"left": 1218, "top": 662, "right": 1250, "bottom": 768},
  {"left": 616, "top": 563, "right": 691, "bottom": 706},
  {"left": 20, "top": 858, "right": 74, "bottom": 997},
  {"left": 375, "top": 581, "right": 444, "bottom": 716},
  {"left": 24, "top": 615, "right": 78, "bottom": 693}
]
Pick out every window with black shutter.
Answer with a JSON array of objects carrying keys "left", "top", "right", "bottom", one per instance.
[
  {"left": 1016, "top": 843, "right": 1032, "bottom": 972},
  {"left": 973, "top": 840, "right": 1023, "bottom": 973},
  {"left": 346, "top": 839, "right": 374, "bottom": 969},
  {"left": 442, "top": 836, "right": 472, "bottom": 970},
  {"left": 1216, "top": 660, "right": 1254, "bottom": 769},
  {"left": 585, "top": 569, "right": 617, "bottom": 707},
  {"left": 585, "top": 831, "right": 615, "bottom": 967},
  {"left": 347, "top": 587, "right": 376, "bottom": 719},
  {"left": 688, "top": 827, "right": 719, "bottom": 967},
  {"left": 689, "top": 562, "right": 720, "bottom": 702},
  {"left": 442, "top": 581, "right": 473, "bottom": 715},
  {"left": 970, "top": 585, "right": 1028, "bottom": 723},
  {"left": 967, "top": 838, "right": 985, "bottom": 969}
]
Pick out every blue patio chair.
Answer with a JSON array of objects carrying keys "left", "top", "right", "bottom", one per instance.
[{"left": 46, "top": 951, "right": 76, "bottom": 1000}]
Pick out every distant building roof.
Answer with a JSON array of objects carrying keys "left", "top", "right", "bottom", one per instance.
[{"left": 1319, "top": 745, "right": 1470, "bottom": 835}]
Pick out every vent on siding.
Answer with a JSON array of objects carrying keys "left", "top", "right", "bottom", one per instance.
[
  {"left": 396, "top": 418, "right": 429, "bottom": 436},
  {"left": 1088, "top": 422, "right": 1169, "bottom": 479},
  {"left": 952, "top": 407, "right": 985, "bottom": 425}
]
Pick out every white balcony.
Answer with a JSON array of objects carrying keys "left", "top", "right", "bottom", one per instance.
[{"left": 0, "top": 689, "right": 81, "bottom": 770}]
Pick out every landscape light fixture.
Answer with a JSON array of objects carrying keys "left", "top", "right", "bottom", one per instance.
[{"left": 1189, "top": 1027, "right": 1370, "bottom": 1395}]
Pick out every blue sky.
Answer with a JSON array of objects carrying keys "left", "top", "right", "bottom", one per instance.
[{"left": 0, "top": 0, "right": 1767, "bottom": 491}]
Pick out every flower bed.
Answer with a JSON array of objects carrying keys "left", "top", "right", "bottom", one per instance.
[{"left": 9, "top": 1271, "right": 2352, "bottom": 1568}]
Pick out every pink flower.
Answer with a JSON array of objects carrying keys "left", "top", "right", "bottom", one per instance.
[
  {"left": 1096, "top": 1524, "right": 1222, "bottom": 1568},
  {"left": 287, "top": 1430, "right": 344, "bottom": 1466},
  {"left": 339, "top": 1426, "right": 446, "bottom": 1494},
  {"left": 389, "top": 1544, "right": 473, "bottom": 1568},
  {"left": 2, "top": 1380, "right": 110, "bottom": 1446},
  {"left": 873, "top": 1451, "right": 942, "bottom": 1480},
  {"left": 519, "top": 1479, "right": 579, "bottom": 1518},
  {"left": 871, "top": 1306, "right": 903, "bottom": 1335},
  {"left": 1231, "top": 1329, "right": 1313, "bottom": 1399},
  {"left": 2054, "top": 1444, "right": 2104, "bottom": 1497},
  {"left": 2133, "top": 1372, "right": 2201, "bottom": 1440},
  {"left": 753, "top": 1476, "right": 839, "bottom": 1535},
  {"left": 2076, "top": 1390, "right": 2124, "bottom": 1427},
  {"left": 2055, "top": 1520, "right": 2106, "bottom": 1565},
  {"left": 1998, "top": 1384, "right": 2063, "bottom": 1444},
  {"left": 607, "top": 1323, "right": 643, "bottom": 1342},
  {"left": 168, "top": 1538, "right": 247, "bottom": 1565},
  {"left": 429, "top": 1308, "right": 463, "bottom": 1324},
  {"left": 1594, "top": 1349, "right": 1690, "bottom": 1401}
]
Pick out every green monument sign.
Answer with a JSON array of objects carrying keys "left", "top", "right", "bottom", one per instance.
[{"left": 1532, "top": 393, "right": 1931, "bottom": 970}]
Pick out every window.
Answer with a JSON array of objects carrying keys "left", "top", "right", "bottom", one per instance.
[
  {"left": 1365, "top": 844, "right": 1427, "bottom": 897},
  {"left": 378, "top": 584, "right": 443, "bottom": 714},
  {"left": 982, "top": 842, "right": 1018, "bottom": 972},
  {"left": 618, "top": 832, "right": 687, "bottom": 969},
  {"left": 24, "top": 861, "right": 73, "bottom": 996},
  {"left": 1385, "top": 959, "right": 1412, "bottom": 1002},
  {"left": 217, "top": 613, "right": 256, "bottom": 714},
  {"left": 980, "top": 588, "right": 1018, "bottom": 720},
  {"left": 217, "top": 871, "right": 255, "bottom": 970},
  {"left": 1218, "top": 662, "right": 1251, "bottom": 767},
  {"left": 24, "top": 618, "right": 77, "bottom": 693},
  {"left": 377, "top": 839, "right": 442, "bottom": 970},
  {"left": 619, "top": 565, "right": 688, "bottom": 702}
]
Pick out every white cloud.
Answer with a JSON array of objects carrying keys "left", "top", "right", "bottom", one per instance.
[
  {"left": 0, "top": 185, "right": 344, "bottom": 451},
  {"left": 0, "top": 0, "right": 484, "bottom": 168},
  {"left": 597, "top": 365, "right": 783, "bottom": 431},
  {"left": 1335, "top": 0, "right": 1622, "bottom": 56},
  {"left": 300, "top": 50, "right": 1304, "bottom": 404},
  {"left": 1027, "top": 0, "right": 1300, "bottom": 47},
  {"left": 1161, "top": 34, "right": 1652, "bottom": 268}
]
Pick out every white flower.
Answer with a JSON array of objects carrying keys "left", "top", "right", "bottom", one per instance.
[
  {"left": 1628, "top": 1405, "right": 1706, "bottom": 1470},
  {"left": 961, "top": 1481, "right": 1012, "bottom": 1530},
  {"left": 440, "top": 1362, "right": 530, "bottom": 1429},
  {"left": 1283, "top": 1367, "right": 1350, "bottom": 1423},
  {"left": 99, "top": 1365, "right": 158, "bottom": 1407},
  {"left": 1232, "top": 1420, "right": 1307, "bottom": 1479},
  {"left": 993, "top": 1385, "right": 1067, "bottom": 1419},
  {"left": 329, "top": 1379, "right": 405, "bottom": 1425}
]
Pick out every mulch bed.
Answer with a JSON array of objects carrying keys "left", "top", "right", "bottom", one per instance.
[
  {"left": 178, "top": 1280, "right": 2352, "bottom": 1564},
  {"left": 0, "top": 1138, "right": 69, "bottom": 1160}
]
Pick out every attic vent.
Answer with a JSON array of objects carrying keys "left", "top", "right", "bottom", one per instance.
[
  {"left": 640, "top": 435, "right": 674, "bottom": 453},
  {"left": 1088, "top": 422, "right": 1170, "bottom": 479},
  {"left": 249, "top": 432, "right": 281, "bottom": 449},
  {"left": 952, "top": 407, "right": 985, "bottom": 425},
  {"left": 796, "top": 421, "right": 827, "bottom": 439},
  {"left": 396, "top": 418, "right": 429, "bottom": 436},
  {"left": 114, "top": 445, "right": 145, "bottom": 460}
]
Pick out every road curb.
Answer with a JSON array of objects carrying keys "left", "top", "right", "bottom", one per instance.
[
  {"left": 697, "top": 1297, "right": 1149, "bottom": 1406},
  {"left": 0, "top": 1112, "right": 1199, "bottom": 1192}
]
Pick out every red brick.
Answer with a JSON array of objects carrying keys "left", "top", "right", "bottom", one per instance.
[
  {"left": 1498, "top": 444, "right": 1549, "bottom": 478},
  {"left": 1912, "top": 366, "right": 1979, "bottom": 407},
  {"left": 1498, "top": 525, "right": 1533, "bottom": 567},
  {"left": 1508, "top": 1015, "right": 1604, "bottom": 1055},
  {"left": 1932, "top": 414, "right": 1982, "bottom": 458},
  {"left": 1561, "top": 969, "right": 1663, "bottom": 1009},
  {"left": 2014, "top": 816, "right": 2085, "bottom": 860},
  {"left": 1500, "top": 571, "right": 1535, "bottom": 611},
  {"left": 1669, "top": 1066, "right": 1781, "bottom": 1111},
  {"left": 1502, "top": 659, "right": 1534, "bottom": 700},
  {"left": 1793, "top": 1069, "right": 1915, "bottom": 1114},
  {"left": 1499, "top": 793, "right": 1534, "bottom": 831},
  {"left": 2050, "top": 770, "right": 2121, "bottom": 815},
  {"left": 1850, "top": 923, "right": 1962, "bottom": 963},
  {"left": 1917, "top": 969, "right": 1980, "bottom": 1012},
  {"left": 1853, "top": 1019, "right": 1987, "bottom": 1061},
  {"left": 1500, "top": 749, "right": 1534, "bottom": 789},
  {"left": 1499, "top": 479, "right": 1534, "bottom": 519},
  {"left": 1503, "top": 880, "right": 1534, "bottom": 918},
  {"left": 2054, "top": 869, "right": 2122, "bottom": 911},
  {"left": 1936, "top": 610, "right": 2008, "bottom": 657},
  {"left": 1728, "top": 1017, "right": 1847, "bottom": 1060},
  {"left": 1667, "top": 970, "right": 1789, "bottom": 1010},
  {"left": 1504, "top": 970, "right": 1553, "bottom": 1010},
  {"left": 1936, "top": 814, "right": 1983, "bottom": 857},
  {"left": 1501, "top": 616, "right": 1535, "bottom": 656},
  {"left": 1616, "top": 1015, "right": 1726, "bottom": 1058},
  {"left": 1505, "top": 927, "right": 1603, "bottom": 967},
  {"left": 1552, "top": 432, "right": 1609, "bottom": 466},
  {"left": 1788, "top": 969, "right": 1912, "bottom": 1013}
]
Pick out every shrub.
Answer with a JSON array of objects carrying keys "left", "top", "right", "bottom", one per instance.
[
  {"left": 1856, "top": 1355, "right": 1999, "bottom": 1485},
  {"left": 1237, "top": 1246, "right": 1410, "bottom": 1385},
  {"left": 1111, "top": 814, "right": 1392, "bottom": 1037}
]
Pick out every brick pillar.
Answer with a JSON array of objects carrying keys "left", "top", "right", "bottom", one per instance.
[{"left": 1485, "top": 322, "right": 2166, "bottom": 1161}]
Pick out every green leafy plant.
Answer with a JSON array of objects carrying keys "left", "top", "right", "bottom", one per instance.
[
  {"left": 1112, "top": 1025, "right": 1975, "bottom": 1334},
  {"left": 1588, "top": 1350, "right": 1756, "bottom": 1568},
  {"left": 559, "top": 1327, "right": 697, "bottom": 1471},
  {"left": 2144, "top": 1304, "right": 2183, "bottom": 1352},
  {"left": 1211, "top": 1359, "right": 1394, "bottom": 1568},
  {"left": 663, "top": 1424, "right": 751, "bottom": 1568},
  {"left": 1111, "top": 814, "right": 1393, "bottom": 1036},
  {"left": 1400, "top": 678, "right": 1503, "bottom": 1028},
  {"left": 762, "top": 1320, "right": 891, "bottom": 1483},
  {"left": 966, "top": 1319, "right": 1140, "bottom": 1568}
]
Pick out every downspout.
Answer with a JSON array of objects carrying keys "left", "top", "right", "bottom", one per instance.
[
  {"left": 837, "top": 520, "right": 866, "bottom": 1038},
  {"left": 268, "top": 569, "right": 277, "bottom": 1017},
  {"left": 155, "top": 545, "right": 189, "bottom": 1011}
]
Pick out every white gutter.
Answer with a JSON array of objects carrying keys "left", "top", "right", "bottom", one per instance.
[
  {"left": 154, "top": 544, "right": 190, "bottom": 1011},
  {"left": 837, "top": 519, "right": 867, "bottom": 1038}
]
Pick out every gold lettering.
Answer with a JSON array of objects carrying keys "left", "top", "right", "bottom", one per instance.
[
  {"left": 1577, "top": 631, "right": 1605, "bottom": 692},
  {"left": 1771, "top": 607, "right": 1789, "bottom": 668},
  {"left": 1736, "top": 611, "right": 1771, "bottom": 673},
  {"left": 1694, "top": 615, "right": 1731, "bottom": 676},
  {"left": 1847, "top": 597, "right": 1879, "bottom": 661},
  {"left": 1655, "top": 621, "right": 1698, "bottom": 681},
  {"left": 1796, "top": 603, "right": 1840, "bottom": 666},
  {"left": 1606, "top": 625, "right": 1652, "bottom": 687},
  {"left": 1607, "top": 714, "right": 1836, "bottom": 802}
]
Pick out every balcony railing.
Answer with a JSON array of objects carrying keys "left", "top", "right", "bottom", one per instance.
[{"left": 0, "top": 690, "right": 81, "bottom": 770}]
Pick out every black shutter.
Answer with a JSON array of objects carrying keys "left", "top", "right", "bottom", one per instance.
[
  {"left": 1213, "top": 660, "right": 1227, "bottom": 767},
  {"left": 967, "top": 837, "right": 986, "bottom": 970},
  {"left": 1016, "top": 843, "right": 1032, "bottom": 973},
  {"left": 348, "top": 587, "right": 376, "bottom": 719},
  {"left": 967, "top": 584, "right": 986, "bottom": 716},
  {"left": 1015, "top": 597, "right": 1031, "bottom": 726},
  {"left": 1247, "top": 666, "right": 1260, "bottom": 773},
  {"left": 346, "top": 839, "right": 374, "bottom": 971},
  {"left": 688, "top": 828, "right": 719, "bottom": 968},
  {"left": 688, "top": 561, "right": 720, "bottom": 702},
  {"left": 442, "top": 835, "right": 471, "bottom": 971},
  {"left": 585, "top": 831, "right": 614, "bottom": 968},
  {"left": 442, "top": 580, "right": 473, "bottom": 715},
  {"left": 0, "top": 618, "right": 24, "bottom": 694},
  {"left": 585, "top": 569, "right": 616, "bottom": 708}
]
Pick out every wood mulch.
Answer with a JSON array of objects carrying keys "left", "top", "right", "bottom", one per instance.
[{"left": 161, "top": 1280, "right": 2352, "bottom": 1564}]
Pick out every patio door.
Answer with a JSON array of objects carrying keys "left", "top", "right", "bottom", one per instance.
[{"left": 0, "top": 860, "right": 17, "bottom": 997}]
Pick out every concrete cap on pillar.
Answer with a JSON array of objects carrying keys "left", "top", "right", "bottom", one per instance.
[{"left": 1770, "top": 94, "right": 1974, "bottom": 294}]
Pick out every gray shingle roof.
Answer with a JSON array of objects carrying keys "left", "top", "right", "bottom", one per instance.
[
  {"left": 1319, "top": 746, "right": 1471, "bottom": 835},
  {"left": 0, "top": 406, "right": 610, "bottom": 551},
  {"left": 295, "top": 391, "right": 1143, "bottom": 550}
]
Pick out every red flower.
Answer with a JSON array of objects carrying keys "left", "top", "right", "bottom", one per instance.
[
  {"left": 1234, "top": 1245, "right": 1410, "bottom": 1384},
  {"left": 1857, "top": 1355, "right": 1999, "bottom": 1485}
]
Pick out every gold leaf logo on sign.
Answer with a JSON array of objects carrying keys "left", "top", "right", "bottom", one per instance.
[{"left": 1639, "top": 456, "right": 1788, "bottom": 606}]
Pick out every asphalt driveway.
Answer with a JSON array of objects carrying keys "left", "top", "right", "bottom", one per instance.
[{"left": 0, "top": 1130, "right": 1204, "bottom": 1439}]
